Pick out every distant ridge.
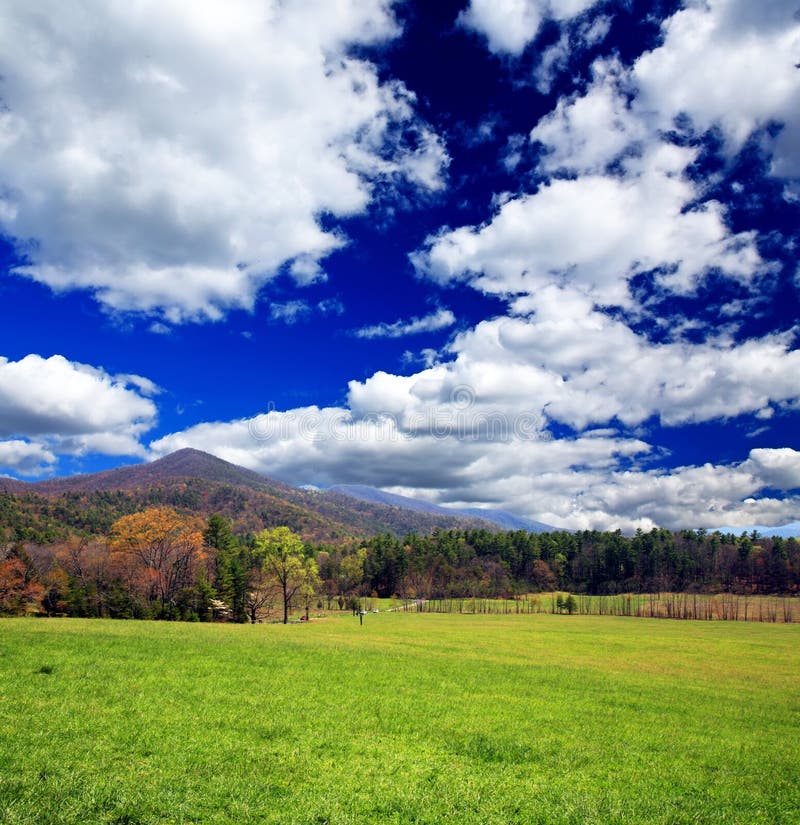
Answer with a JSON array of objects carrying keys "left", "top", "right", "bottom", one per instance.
[
  {"left": 710, "top": 523, "right": 800, "bottom": 538},
  {"left": 329, "top": 484, "right": 451, "bottom": 515},
  {"left": 454, "top": 507, "right": 557, "bottom": 533},
  {"left": 329, "top": 483, "right": 556, "bottom": 533}
]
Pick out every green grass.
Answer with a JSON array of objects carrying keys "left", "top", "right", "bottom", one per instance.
[{"left": 1, "top": 614, "right": 799, "bottom": 824}]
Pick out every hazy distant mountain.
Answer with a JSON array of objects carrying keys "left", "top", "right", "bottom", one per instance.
[
  {"left": 453, "top": 507, "right": 557, "bottom": 533},
  {"left": 0, "top": 449, "right": 498, "bottom": 543},
  {"left": 328, "top": 483, "right": 556, "bottom": 533},
  {"left": 328, "top": 484, "right": 451, "bottom": 515},
  {"left": 711, "top": 523, "right": 800, "bottom": 538}
]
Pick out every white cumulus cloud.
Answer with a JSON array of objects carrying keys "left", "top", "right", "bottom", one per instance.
[
  {"left": 0, "top": 0, "right": 447, "bottom": 324},
  {"left": 0, "top": 440, "right": 57, "bottom": 477},
  {"left": 458, "top": 0, "right": 601, "bottom": 55},
  {"left": 633, "top": 0, "right": 800, "bottom": 180},
  {"left": 414, "top": 141, "right": 762, "bottom": 308},
  {"left": 743, "top": 447, "right": 800, "bottom": 491},
  {"left": 428, "top": 1, "right": 799, "bottom": 311},
  {"left": 0, "top": 354, "right": 157, "bottom": 459}
]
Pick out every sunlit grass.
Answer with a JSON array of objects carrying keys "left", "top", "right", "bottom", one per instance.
[{"left": 1, "top": 614, "right": 798, "bottom": 824}]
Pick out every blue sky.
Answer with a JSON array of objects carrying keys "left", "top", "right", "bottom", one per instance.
[{"left": 1, "top": 0, "right": 799, "bottom": 531}]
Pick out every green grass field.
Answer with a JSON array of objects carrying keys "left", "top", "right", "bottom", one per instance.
[{"left": 1, "top": 614, "right": 799, "bottom": 825}]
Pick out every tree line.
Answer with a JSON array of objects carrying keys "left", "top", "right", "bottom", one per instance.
[
  {"left": 1, "top": 507, "right": 798, "bottom": 620},
  {"left": 339, "top": 526, "right": 799, "bottom": 599}
]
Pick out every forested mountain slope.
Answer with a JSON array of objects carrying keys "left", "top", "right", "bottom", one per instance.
[{"left": 0, "top": 449, "right": 496, "bottom": 543}]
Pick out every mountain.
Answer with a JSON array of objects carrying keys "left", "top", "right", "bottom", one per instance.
[
  {"left": 0, "top": 449, "right": 498, "bottom": 544},
  {"left": 329, "top": 484, "right": 556, "bottom": 533},
  {"left": 328, "top": 484, "right": 455, "bottom": 515},
  {"left": 710, "top": 523, "right": 800, "bottom": 538},
  {"left": 2, "top": 448, "right": 294, "bottom": 496},
  {"left": 453, "top": 507, "right": 557, "bottom": 533}
]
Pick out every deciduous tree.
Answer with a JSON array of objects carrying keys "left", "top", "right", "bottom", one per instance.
[
  {"left": 0, "top": 544, "right": 43, "bottom": 615},
  {"left": 253, "top": 527, "right": 319, "bottom": 624},
  {"left": 110, "top": 507, "right": 205, "bottom": 618},
  {"left": 339, "top": 548, "right": 366, "bottom": 597},
  {"left": 244, "top": 566, "right": 280, "bottom": 624}
]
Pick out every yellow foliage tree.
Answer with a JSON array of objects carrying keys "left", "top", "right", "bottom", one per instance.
[{"left": 253, "top": 526, "right": 319, "bottom": 624}]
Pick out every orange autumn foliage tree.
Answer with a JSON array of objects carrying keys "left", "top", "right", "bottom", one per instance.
[
  {"left": 109, "top": 507, "right": 206, "bottom": 618},
  {"left": 0, "top": 545, "right": 44, "bottom": 615}
]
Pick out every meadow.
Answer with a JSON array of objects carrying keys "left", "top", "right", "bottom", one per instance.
[
  {"left": 1, "top": 613, "right": 798, "bottom": 825},
  {"left": 406, "top": 593, "right": 800, "bottom": 622}
]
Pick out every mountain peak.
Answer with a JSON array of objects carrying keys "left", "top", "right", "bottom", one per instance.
[
  {"left": 0, "top": 448, "right": 288, "bottom": 496},
  {"left": 144, "top": 449, "right": 292, "bottom": 492}
]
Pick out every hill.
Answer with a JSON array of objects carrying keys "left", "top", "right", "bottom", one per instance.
[
  {"left": 329, "top": 483, "right": 556, "bottom": 532},
  {"left": 0, "top": 449, "right": 497, "bottom": 544},
  {"left": 1, "top": 448, "right": 295, "bottom": 496}
]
